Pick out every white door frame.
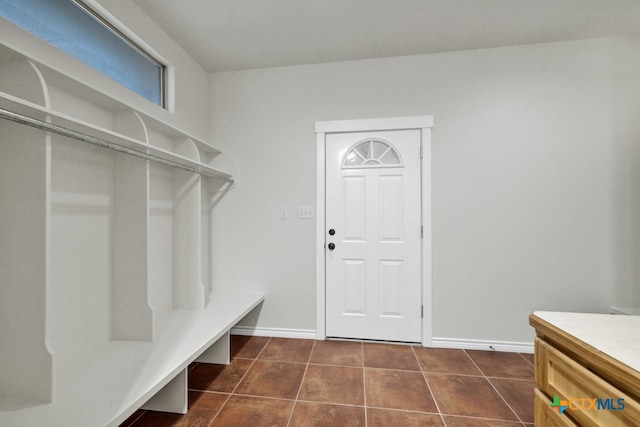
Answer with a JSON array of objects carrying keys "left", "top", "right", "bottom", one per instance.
[{"left": 315, "top": 116, "right": 433, "bottom": 347}]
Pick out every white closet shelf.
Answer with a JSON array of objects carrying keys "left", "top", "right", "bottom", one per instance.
[
  {"left": 0, "top": 92, "right": 232, "bottom": 182},
  {"left": 11, "top": 47, "right": 224, "bottom": 157},
  {"left": 135, "top": 109, "right": 221, "bottom": 156},
  {"left": 0, "top": 292, "right": 264, "bottom": 427}
]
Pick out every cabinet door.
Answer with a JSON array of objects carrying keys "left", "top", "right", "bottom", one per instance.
[
  {"left": 537, "top": 340, "right": 640, "bottom": 426},
  {"left": 535, "top": 389, "right": 577, "bottom": 427}
]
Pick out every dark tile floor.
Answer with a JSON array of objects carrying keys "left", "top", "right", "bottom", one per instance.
[{"left": 121, "top": 336, "right": 535, "bottom": 427}]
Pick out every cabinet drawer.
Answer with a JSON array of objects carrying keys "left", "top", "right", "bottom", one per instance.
[
  {"left": 535, "top": 388, "right": 577, "bottom": 427},
  {"left": 536, "top": 338, "right": 640, "bottom": 426}
]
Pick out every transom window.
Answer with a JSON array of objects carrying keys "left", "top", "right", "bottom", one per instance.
[
  {"left": 343, "top": 139, "right": 403, "bottom": 169},
  {"left": 0, "top": 0, "right": 165, "bottom": 107}
]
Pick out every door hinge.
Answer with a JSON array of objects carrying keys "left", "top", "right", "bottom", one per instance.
[
  {"left": 420, "top": 142, "right": 423, "bottom": 159},
  {"left": 421, "top": 305, "right": 424, "bottom": 318},
  {"left": 420, "top": 225, "right": 423, "bottom": 239}
]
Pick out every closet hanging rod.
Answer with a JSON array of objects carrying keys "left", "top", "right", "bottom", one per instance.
[{"left": 0, "top": 107, "right": 234, "bottom": 183}]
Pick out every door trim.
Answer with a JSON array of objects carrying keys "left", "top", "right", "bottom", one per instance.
[{"left": 315, "top": 116, "right": 434, "bottom": 347}]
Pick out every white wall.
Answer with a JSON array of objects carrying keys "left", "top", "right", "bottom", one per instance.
[
  {"left": 609, "top": 36, "right": 640, "bottom": 308},
  {"left": 209, "top": 35, "right": 640, "bottom": 344}
]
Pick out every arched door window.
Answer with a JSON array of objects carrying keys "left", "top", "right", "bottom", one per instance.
[{"left": 342, "top": 139, "right": 403, "bottom": 169}]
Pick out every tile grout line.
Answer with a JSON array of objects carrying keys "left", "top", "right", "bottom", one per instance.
[
  {"left": 485, "top": 375, "right": 535, "bottom": 382},
  {"left": 285, "top": 339, "right": 317, "bottom": 427},
  {"left": 230, "top": 392, "right": 295, "bottom": 403},
  {"left": 486, "top": 379, "right": 526, "bottom": 425},
  {"left": 360, "top": 365, "right": 426, "bottom": 374},
  {"left": 295, "top": 398, "right": 364, "bottom": 408},
  {"left": 519, "top": 352, "right": 535, "bottom": 367},
  {"left": 366, "top": 405, "right": 441, "bottom": 416},
  {"left": 411, "top": 346, "right": 448, "bottom": 427},
  {"left": 204, "top": 391, "right": 231, "bottom": 427},
  {"left": 362, "top": 341, "right": 368, "bottom": 427},
  {"left": 206, "top": 336, "right": 273, "bottom": 427},
  {"left": 444, "top": 413, "right": 528, "bottom": 424},
  {"left": 463, "top": 349, "right": 525, "bottom": 425},
  {"left": 231, "top": 336, "right": 273, "bottom": 394}
]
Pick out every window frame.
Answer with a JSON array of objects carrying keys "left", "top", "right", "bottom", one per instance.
[
  {"left": 73, "top": 0, "right": 167, "bottom": 109},
  {"left": 342, "top": 138, "right": 404, "bottom": 169},
  {"left": 0, "top": 0, "right": 168, "bottom": 108}
]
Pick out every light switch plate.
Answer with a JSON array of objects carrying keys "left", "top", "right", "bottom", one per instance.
[{"left": 298, "top": 206, "right": 315, "bottom": 219}]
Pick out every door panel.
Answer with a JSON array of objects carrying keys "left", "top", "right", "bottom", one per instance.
[
  {"left": 344, "top": 176, "right": 366, "bottom": 240},
  {"left": 379, "top": 175, "right": 403, "bottom": 241},
  {"left": 380, "top": 260, "right": 403, "bottom": 316},
  {"left": 325, "top": 130, "right": 422, "bottom": 342},
  {"left": 343, "top": 259, "right": 366, "bottom": 315}
]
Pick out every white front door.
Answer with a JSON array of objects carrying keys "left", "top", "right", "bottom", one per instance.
[{"left": 325, "top": 129, "right": 422, "bottom": 342}]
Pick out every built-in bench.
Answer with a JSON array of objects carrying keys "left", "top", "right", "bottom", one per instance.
[
  {"left": 0, "top": 293, "right": 264, "bottom": 427},
  {"left": 110, "top": 292, "right": 265, "bottom": 426}
]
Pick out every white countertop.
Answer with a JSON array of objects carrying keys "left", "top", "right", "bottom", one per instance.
[{"left": 533, "top": 311, "right": 640, "bottom": 374}]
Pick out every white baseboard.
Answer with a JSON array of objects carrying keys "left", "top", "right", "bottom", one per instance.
[
  {"left": 230, "top": 326, "right": 317, "bottom": 340},
  {"left": 431, "top": 337, "right": 534, "bottom": 354},
  {"left": 610, "top": 305, "right": 640, "bottom": 315},
  {"left": 229, "top": 328, "right": 534, "bottom": 354}
]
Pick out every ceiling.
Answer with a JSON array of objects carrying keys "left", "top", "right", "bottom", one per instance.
[{"left": 133, "top": 0, "right": 640, "bottom": 73}]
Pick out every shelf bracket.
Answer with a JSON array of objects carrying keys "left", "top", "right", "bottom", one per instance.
[{"left": 142, "top": 368, "right": 188, "bottom": 414}]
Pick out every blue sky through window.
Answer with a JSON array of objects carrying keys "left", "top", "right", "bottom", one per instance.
[{"left": 0, "top": 0, "right": 163, "bottom": 106}]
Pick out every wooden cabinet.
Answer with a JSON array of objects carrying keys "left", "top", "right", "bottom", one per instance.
[{"left": 530, "top": 312, "right": 640, "bottom": 426}]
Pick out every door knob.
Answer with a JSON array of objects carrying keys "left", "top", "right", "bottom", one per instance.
[
  {"left": 328, "top": 228, "right": 335, "bottom": 236},
  {"left": 328, "top": 242, "right": 335, "bottom": 250}
]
